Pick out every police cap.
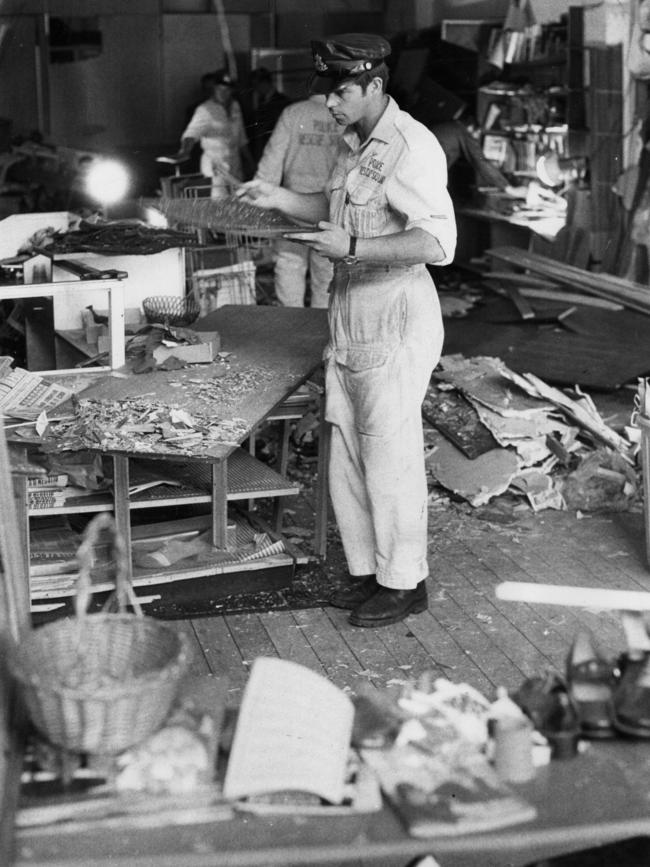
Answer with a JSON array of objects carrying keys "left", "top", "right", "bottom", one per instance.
[{"left": 309, "top": 33, "right": 391, "bottom": 94}]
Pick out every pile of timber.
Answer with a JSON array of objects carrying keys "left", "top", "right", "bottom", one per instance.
[{"left": 486, "top": 246, "right": 650, "bottom": 316}]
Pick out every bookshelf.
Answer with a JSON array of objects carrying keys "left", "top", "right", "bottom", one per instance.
[{"left": 476, "top": 7, "right": 586, "bottom": 180}]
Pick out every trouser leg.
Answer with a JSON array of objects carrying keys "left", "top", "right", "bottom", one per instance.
[
  {"left": 329, "top": 418, "right": 378, "bottom": 577},
  {"left": 326, "top": 342, "right": 435, "bottom": 590},
  {"left": 274, "top": 239, "right": 308, "bottom": 307},
  {"left": 308, "top": 249, "right": 333, "bottom": 309}
]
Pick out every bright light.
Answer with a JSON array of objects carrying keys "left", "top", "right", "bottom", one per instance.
[
  {"left": 85, "top": 159, "right": 130, "bottom": 205},
  {"left": 144, "top": 206, "right": 169, "bottom": 228}
]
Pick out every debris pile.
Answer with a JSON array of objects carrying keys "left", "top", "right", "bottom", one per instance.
[{"left": 424, "top": 355, "right": 637, "bottom": 512}]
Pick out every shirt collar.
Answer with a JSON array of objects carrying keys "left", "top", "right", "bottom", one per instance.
[{"left": 342, "top": 94, "right": 398, "bottom": 150}]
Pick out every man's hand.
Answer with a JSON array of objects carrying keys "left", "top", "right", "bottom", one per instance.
[
  {"left": 285, "top": 221, "right": 350, "bottom": 260},
  {"left": 235, "top": 179, "right": 281, "bottom": 210}
]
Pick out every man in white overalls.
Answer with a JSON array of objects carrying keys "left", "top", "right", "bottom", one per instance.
[{"left": 237, "top": 33, "right": 456, "bottom": 627}]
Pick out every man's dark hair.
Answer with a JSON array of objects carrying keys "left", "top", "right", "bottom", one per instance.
[{"left": 353, "top": 62, "right": 389, "bottom": 93}]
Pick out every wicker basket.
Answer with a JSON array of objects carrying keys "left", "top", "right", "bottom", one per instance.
[
  {"left": 142, "top": 294, "right": 200, "bottom": 328},
  {"left": 11, "top": 515, "right": 191, "bottom": 755}
]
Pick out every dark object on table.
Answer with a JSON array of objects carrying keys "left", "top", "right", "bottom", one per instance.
[
  {"left": 27, "top": 220, "right": 200, "bottom": 256},
  {"left": 513, "top": 672, "right": 580, "bottom": 758},
  {"left": 612, "top": 651, "right": 650, "bottom": 738},
  {"left": 565, "top": 629, "right": 619, "bottom": 739},
  {"left": 142, "top": 295, "right": 200, "bottom": 328},
  {"left": 351, "top": 687, "right": 402, "bottom": 748},
  {"left": 85, "top": 304, "right": 109, "bottom": 326}
]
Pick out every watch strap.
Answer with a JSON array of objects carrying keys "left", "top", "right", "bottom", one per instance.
[{"left": 348, "top": 235, "right": 357, "bottom": 257}]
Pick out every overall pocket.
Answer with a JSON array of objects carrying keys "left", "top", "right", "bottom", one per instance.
[{"left": 341, "top": 347, "right": 400, "bottom": 439}]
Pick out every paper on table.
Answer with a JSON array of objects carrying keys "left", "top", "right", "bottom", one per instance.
[{"left": 223, "top": 657, "right": 354, "bottom": 804}]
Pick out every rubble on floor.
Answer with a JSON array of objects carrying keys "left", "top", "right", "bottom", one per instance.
[{"left": 424, "top": 355, "right": 638, "bottom": 513}]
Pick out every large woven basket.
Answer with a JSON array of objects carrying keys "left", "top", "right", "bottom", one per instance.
[{"left": 11, "top": 515, "right": 190, "bottom": 755}]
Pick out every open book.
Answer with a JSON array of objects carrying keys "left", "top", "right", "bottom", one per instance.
[{"left": 222, "top": 657, "right": 355, "bottom": 806}]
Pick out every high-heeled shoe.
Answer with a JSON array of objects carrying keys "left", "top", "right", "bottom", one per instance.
[{"left": 566, "top": 629, "right": 619, "bottom": 739}]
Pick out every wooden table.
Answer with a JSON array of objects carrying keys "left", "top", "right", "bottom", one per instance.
[
  {"left": 13, "top": 305, "right": 330, "bottom": 602},
  {"left": 455, "top": 205, "right": 564, "bottom": 263},
  {"left": 12, "top": 739, "right": 650, "bottom": 866}
]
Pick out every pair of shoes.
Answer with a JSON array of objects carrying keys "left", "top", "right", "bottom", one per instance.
[
  {"left": 348, "top": 582, "right": 428, "bottom": 628},
  {"left": 513, "top": 672, "right": 581, "bottom": 759},
  {"left": 612, "top": 651, "right": 650, "bottom": 738},
  {"left": 329, "top": 575, "right": 377, "bottom": 610},
  {"left": 566, "top": 630, "right": 619, "bottom": 739}
]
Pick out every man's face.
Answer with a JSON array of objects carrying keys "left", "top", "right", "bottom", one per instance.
[
  {"left": 325, "top": 80, "right": 368, "bottom": 126},
  {"left": 213, "top": 83, "right": 232, "bottom": 105}
]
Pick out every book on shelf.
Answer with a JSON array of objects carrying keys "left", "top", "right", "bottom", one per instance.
[
  {"left": 28, "top": 486, "right": 104, "bottom": 510},
  {"left": 222, "top": 657, "right": 357, "bottom": 808},
  {"left": 27, "top": 473, "right": 69, "bottom": 491}
]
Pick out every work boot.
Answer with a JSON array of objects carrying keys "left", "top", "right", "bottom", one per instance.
[
  {"left": 349, "top": 581, "right": 428, "bottom": 628},
  {"left": 329, "top": 574, "right": 378, "bottom": 610}
]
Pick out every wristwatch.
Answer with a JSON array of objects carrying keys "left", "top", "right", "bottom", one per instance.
[{"left": 342, "top": 234, "right": 359, "bottom": 266}]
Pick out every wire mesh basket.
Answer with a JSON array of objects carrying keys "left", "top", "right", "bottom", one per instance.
[
  {"left": 142, "top": 294, "right": 200, "bottom": 328},
  {"left": 10, "top": 514, "right": 191, "bottom": 755}
]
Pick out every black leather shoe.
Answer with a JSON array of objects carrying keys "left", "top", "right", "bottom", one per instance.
[
  {"left": 329, "top": 575, "right": 378, "bottom": 610},
  {"left": 613, "top": 652, "right": 650, "bottom": 738},
  {"left": 566, "top": 630, "right": 618, "bottom": 739},
  {"left": 348, "top": 582, "right": 428, "bottom": 628}
]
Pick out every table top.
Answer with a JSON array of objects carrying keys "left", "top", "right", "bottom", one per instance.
[
  {"left": 13, "top": 739, "right": 650, "bottom": 867},
  {"left": 32, "top": 306, "right": 329, "bottom": 463},
  {"left": 457, "top": 205, "right": 565, "bottom": 242}
]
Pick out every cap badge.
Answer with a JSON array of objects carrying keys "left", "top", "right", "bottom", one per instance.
[{"left": 314, "top": 53, "right": 328, "bottom": 72}]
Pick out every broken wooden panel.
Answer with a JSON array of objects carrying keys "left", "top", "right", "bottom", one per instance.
[
  {"left": 501, "top": 369, "right": 632, "bottom": 457},
  {"left": 467, "top": 399, "right": 576, "bottom": 466},
  {"left": 422, "top": 388, "right": 498, "bottom": 459},
  {"left": 425, "top": 429, "right": 520, "bottom": 507},
  {"left": 435, "top": 355, "right": 553, "bottom": 417}
]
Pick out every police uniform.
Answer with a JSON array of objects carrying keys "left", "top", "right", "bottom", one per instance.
[
  {"left": 311, "top": 35, "right": 457, "bottom": 613},
  {"left": 255, "top": 95, "right": 344, "bottom": 308}
]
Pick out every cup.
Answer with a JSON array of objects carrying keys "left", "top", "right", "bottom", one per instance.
[{"left": 493, "top": 717, "right": 535, "bottom": 783}]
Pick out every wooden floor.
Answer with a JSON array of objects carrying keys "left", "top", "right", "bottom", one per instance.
[
  {"left": 170, "top": 500, "right": 649, "bottom": 708},
  {"left": 159, "top": 384, "right": 649, "bottom": 709}
]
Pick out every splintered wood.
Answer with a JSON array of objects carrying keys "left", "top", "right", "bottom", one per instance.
[
  {"left": 41, "top": 363, "right": 276, "bottom": 458},
  {"left": 425, "top": 355, "right": 636, "bottom": 511}
]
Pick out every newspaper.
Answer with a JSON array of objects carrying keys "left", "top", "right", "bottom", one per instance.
[{"left": 0, "top": 357, "right": 73, "bottom": 414}]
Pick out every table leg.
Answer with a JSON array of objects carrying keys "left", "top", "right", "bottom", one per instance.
[
  {"left": 112, "top": 455, "right": 132, "bottom": 580},
  {"left": 211, "top": 461, "right": 233, "bottom": 550},
  {"left": 272, "top": 419, "right": 292, "bottom": 533},
  {"left": 313, "top": 392, "right": 330, "bottom": 559},
  {"left": 108, "top": 281, "right": 126, "bottom": 369}
]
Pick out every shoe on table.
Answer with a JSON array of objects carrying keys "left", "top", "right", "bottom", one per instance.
[
  {"left": 349, "top": 581, "right": 428, "bottom": 628},
  {"left": 613, "top": 651, "right": 650, "bottom": 738},
  {"left": 329, "top": 574, "right": 378, "bottom": 610},
  {"left": 566, "top": 629, "right": 619, "bottom": 739}
]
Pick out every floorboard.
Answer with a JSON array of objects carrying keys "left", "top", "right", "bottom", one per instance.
[{"left": 178, "top": 503, "right": 650, "bottom": 705}]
